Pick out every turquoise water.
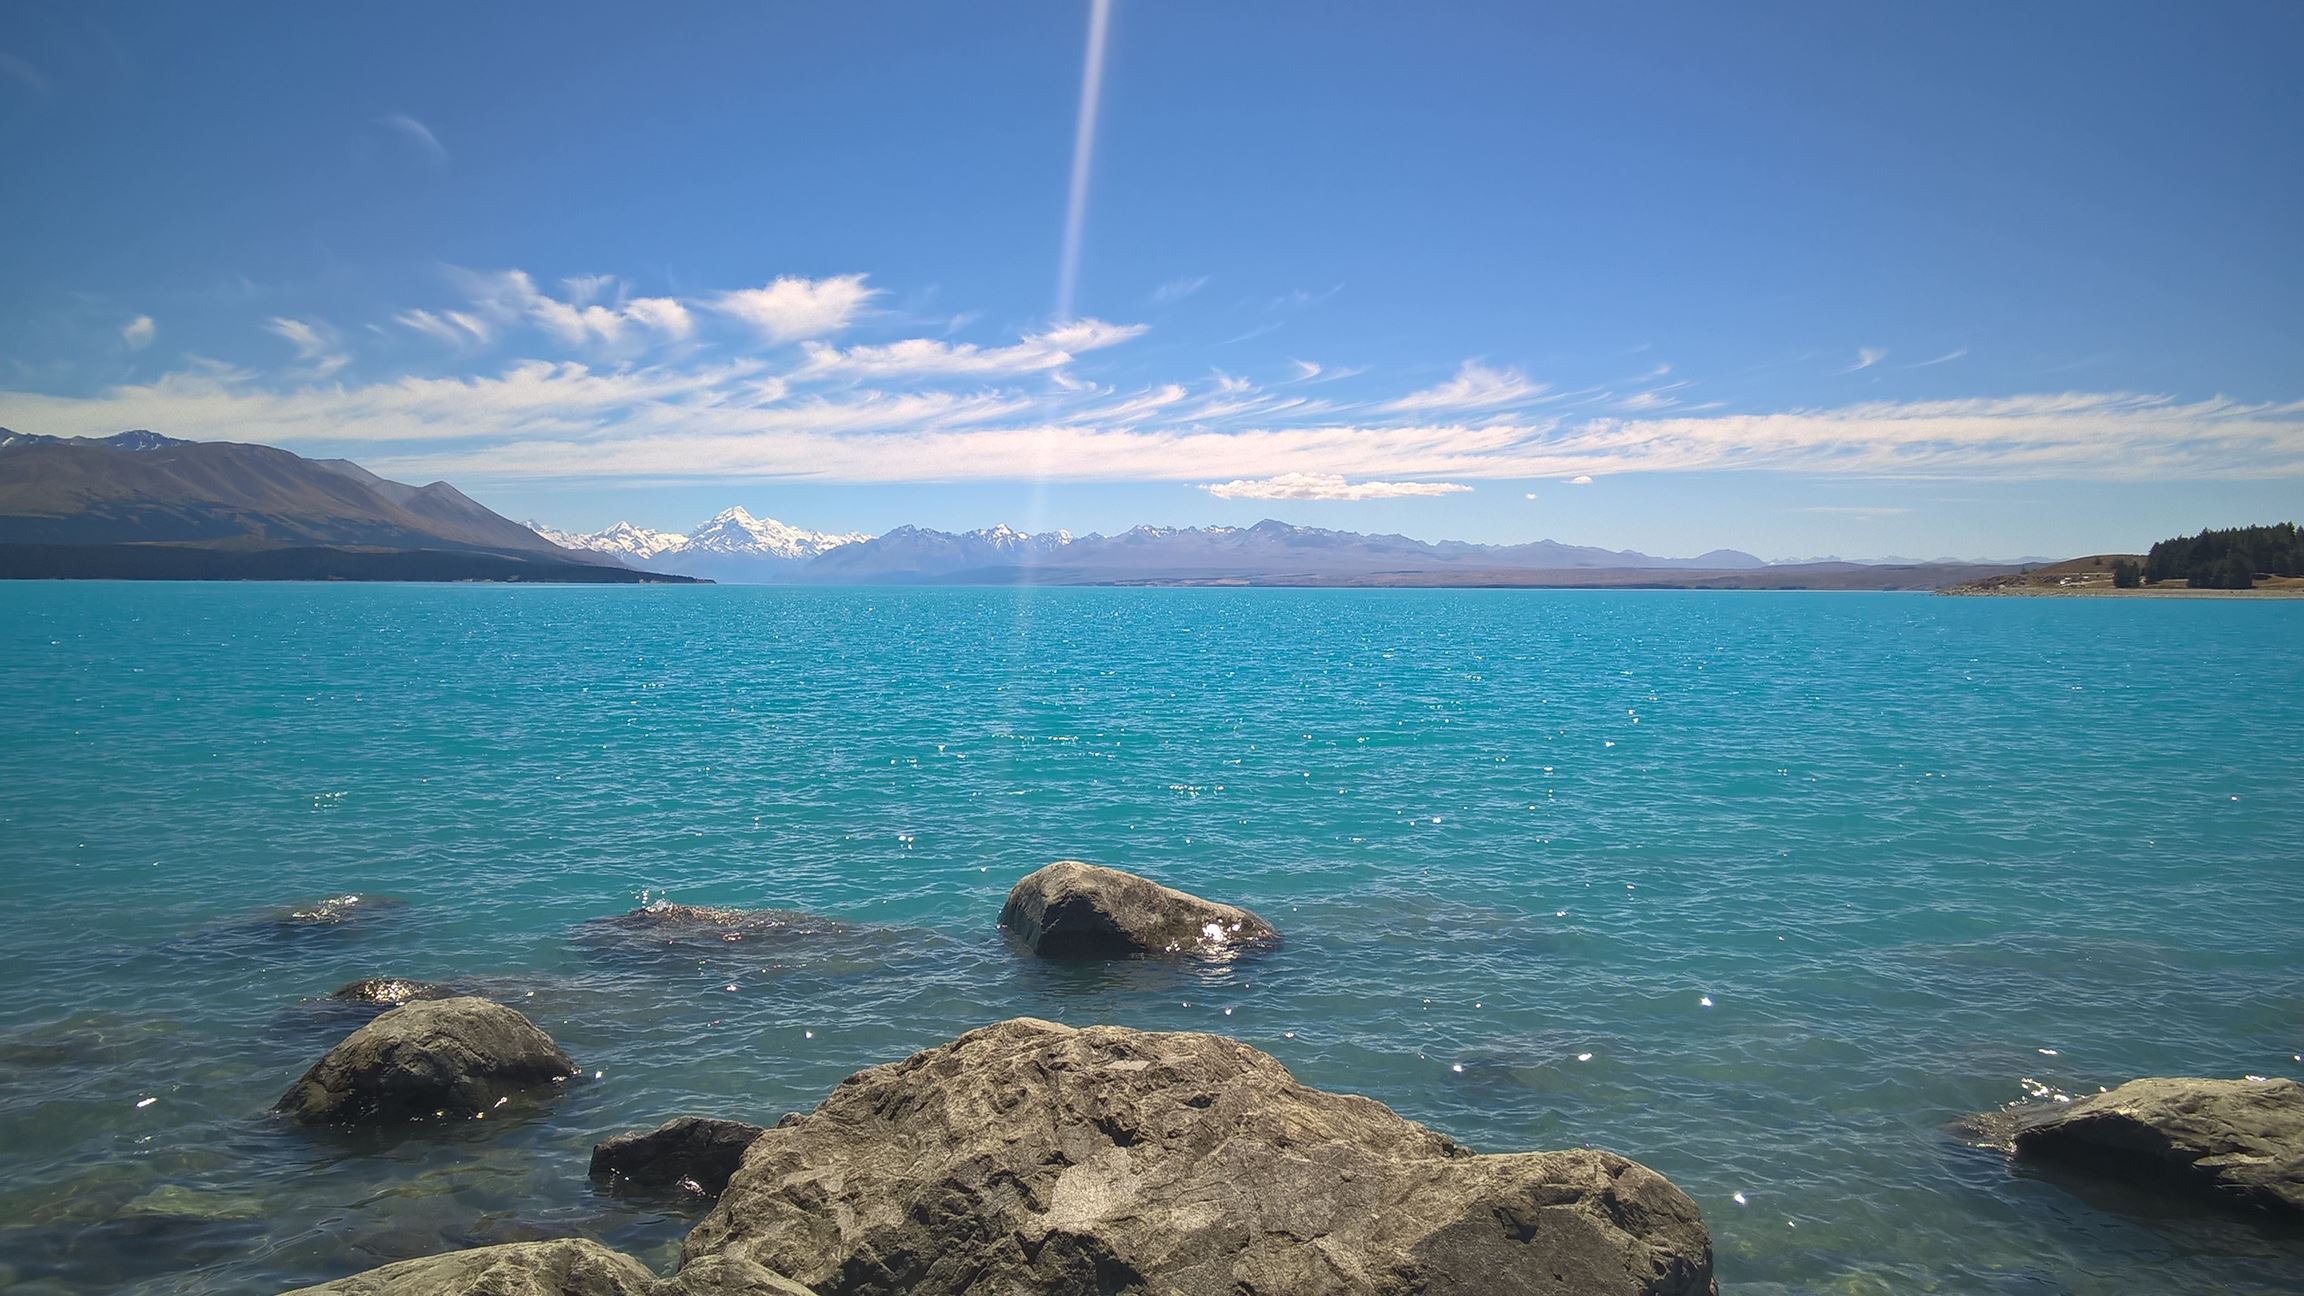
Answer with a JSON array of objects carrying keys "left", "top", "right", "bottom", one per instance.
[{"left": 0, "top": 583, "right": 2299, "bottom": 1295}]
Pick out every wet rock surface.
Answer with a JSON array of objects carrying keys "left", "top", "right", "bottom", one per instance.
[
  {"left": 327, "top": 978, "right": 458, "bottom": 1008},
  {"left": 591, "top": 1117, "right": 768, "bottom": 1196},
  {"left": 278, "top": 1238, "right": 815, "bottom": 1296},
  {"left": 2006, "top": 1076, "right": 2304, "bottom": 1219},
  {"left": 997, "top": 861, "right": 1279, "bottom": 959},
  {"left": 683, "top": 1017, "right": 1714, "bottom": 1296},
  {"left": 276, "top": 997, "right": 578, "bottom": 1126}
]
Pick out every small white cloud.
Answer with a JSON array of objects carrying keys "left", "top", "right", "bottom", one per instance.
[
  {"left": 562, "top": 274, "right": 619, "bottom": 306},
  {"left": 1568, "top": 474, "right": 1595, "bottom": 485},
  {"left": 1907, "top": 346, "right": 1969, "bottom": 368},
  {"left": 445, "top": 267, "right": 690, "bottom": 349},
  {"left": 396, "top": 309, "right": 492, "bottom": 347},
  {"left": 1524, "top": 492, "right": 1538, "bottom": 500},
  {"left": 712, "top": 274, "right": 876, "bottom": 343},
  {"left": 265, "top": 317, "right": 349, "bottom": 379},
  {"left": 1149, "top": 275, "right": 1209, "bottom": 306},
  {"left": 798, "top": 318, "right": 1144, "bottom": 379},
  {"left": 1845, "top": 347, "right": 1887, "bottom": 373},
  {"left": 265, "top": 317, "right": 329, "bottom": 360},
  {"left": 1617, "top": 391, "right": 1679, "bottom": 412},
  {"left": 1385, "top": 360, "right": 1546, "bottom": 413},
  {"left": 621, "top": 297, "right": 694, "bottom": 341},
  {"left": 121, "top": 315, "right": 154, "bottom": 350},
  {"left": 378, "top": 112, "right": 447, "bottom": 165},
  {"left": 1291, "top": 359, "right": 1323, "bottom": 381},
  {"left": 1201, "top": 473, "right": 1473, "bottom": 501}
]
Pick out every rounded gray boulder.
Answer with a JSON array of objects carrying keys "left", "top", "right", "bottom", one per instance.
[
  {"left": 592, "top": 1116, "right": 769, "bottom": 1196},
  {"left": 275, "top": 996, "right": 577, "bottom": 1125},
  {"left": 2008, "top": 1075, "right": 2304, "bottom": 1218},
  {"left": 997, "top": 860, "right": 1278, "bottom": 958},
  {"left": 681, "top": 1017, "right": 1714, "bottom": 1295}
]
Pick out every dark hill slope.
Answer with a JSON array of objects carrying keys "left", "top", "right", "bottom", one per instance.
[{"left": 0, "top": 430, "right": 593, "bottom": 559}]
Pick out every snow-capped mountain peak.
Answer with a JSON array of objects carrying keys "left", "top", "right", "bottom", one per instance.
[
  {"left": 525, "top": 508, "right": 872, "bottom": 574},
  {"left": 968, "top": 523, "right": 1073, "bottom": 551},
  {"left": 686, "top": 506, "right": 868, "bottom": 559}
]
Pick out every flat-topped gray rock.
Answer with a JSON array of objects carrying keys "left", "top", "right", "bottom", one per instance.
[
  {"left": 592, "top": 1116, "right": 768, "bottom": 1196},
  {"left": 2009, "top": 1075, "right": 2304, "bottom": 1218},
  {"left": 276, "top": 996, "right": 576, "bottom": 1125},
  {"left": 998, "top": 860, "right": 1278, "bottom": 958},
  {"left": 278, "top": 1238, "right": 814, "bottom": 1295},
  {"left": 682, "top": 1017, "right": 1713, "bottom": 1295}
]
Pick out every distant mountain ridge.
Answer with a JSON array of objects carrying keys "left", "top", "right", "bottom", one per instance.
[{"left": 543, "top": 507, "right": 1775, "bottom": 584}]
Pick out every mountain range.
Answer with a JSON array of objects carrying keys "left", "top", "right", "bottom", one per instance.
[
  {"left": 0, "top": 430, "right": 694, "bottom": 582},
  {"left": 531, "top": 511, "right": 1784, "bottom": 585},
  {"left": 0, "top": 429, "right": 2022, "bottom": 588}
]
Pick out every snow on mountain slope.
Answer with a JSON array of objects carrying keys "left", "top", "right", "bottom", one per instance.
[{"left": 525, "top": 507, "right": 871, "bottom": 578}]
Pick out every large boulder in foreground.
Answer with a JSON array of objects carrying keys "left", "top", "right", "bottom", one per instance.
[
  {"left": 2008, "top": 1076, "right": 2304, "bottom": 1218},
  {"left": 683, "top": 1018, "right": 1713, "bottom": 1295},
  {"left": 998, "top": 861, "right": 1278, "bottom": 958},
  {"left": 279, "top": 1238, "right": 812, "bottom": 1295},
  {"left": 592, "top": 1116, "right": 768, "bottom": 1195},
  {"left": 276, "top": 996, "right": 577, "bottom": 1125}
]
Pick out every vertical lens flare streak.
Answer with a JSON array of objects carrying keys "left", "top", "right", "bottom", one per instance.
[{"left": 1056, "top": 0, "right": 1113, "bottom": 323}]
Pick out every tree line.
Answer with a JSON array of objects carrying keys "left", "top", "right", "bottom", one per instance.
[{"left": 2130, "top": 522, "right": 2302, "bottom": 590}]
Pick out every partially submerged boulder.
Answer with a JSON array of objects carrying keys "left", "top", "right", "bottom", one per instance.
[
  {"left": 2007, "top": 1075, "right": 2304, "bottom": 1218},
  {"left": 997, "top": 861, "right": 1278, "bottom": 959},
  {"left": 276, "top": 997, "right": 576, "bottom": 1125},
  {"left": 592, "top": 1116, "right": 767, "bottom": 1196},
  {"left": 281, "top": 893, "right": 406, "bottom": 924},
  {"left": 683, "top": 1017, "right": 1713, "bottom": 1295},
  {"left": 278, "top": 1238, "right": 813, "bottom": 1296},
  {"left": 575, "top": 902, "right": 853, "bottom": 953},
  {"left": 327, "top": 977, "right": 456, "bottom": 1008}
]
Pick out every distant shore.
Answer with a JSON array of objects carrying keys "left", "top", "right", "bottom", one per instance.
[{"left": 1941, "top": 553, "right": 2304, "bottom": 598}]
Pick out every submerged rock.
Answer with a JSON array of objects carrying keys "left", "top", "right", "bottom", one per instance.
[
  {"left": 682, "top": 1017, "right": 1714, "bottom": 1295},
  {"left": 573, "top": 902, "right": 860, "bottom": 960},
  {"left": 327, "top": 977, "right": 457, "bottom": 1007},
  {"left": 269, "top": 894, "right": 410, "bottom": 932},
  {"left": 279, "top": 1238, "right": 813, "bottom": 1295},
  {"left": 999, "top": 860, "right": 1279, "bottom": 959},
  {"left": 2006, "top": 1075, "right": 2304, "bottom": 1219},
  {"left": 591, "top": 1117, "right": 767, "bottom": 1196},
  {"left": 276, "top": 997, "right": 577, "bottom": 1125}
]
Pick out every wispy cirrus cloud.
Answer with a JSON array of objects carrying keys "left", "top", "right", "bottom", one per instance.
[
  {"left": 120, "top": 315, "right": 154, "bottom": 350},
  {"left": 796, "top": 318, "right": 1145, "bottom": 379},
  {"left": 396, "top": 308, "right": 492, "bottom": 348},
  {"left": 1907, "top": 346, "right": 1968, "bottom": 368},
  {"left": 264, "top": 317, "right": 348, "bottom": 379},
  {"left": 1384, "top": 361, "right": 1547, "bottom": 413},
  {"left": 1845, "top": 347, "right": 1888, "bottom": 373},
  {"left": 1149, "top": 275, "right": 1208, "bottom": 306},
  {"left": 711, "top": 274, "right": 876, "bottom": 343},
  {"left": 1202, "top": 473, "right": 1473, "bottom": 501},
  {"left": 448, "top": 268, "right": 690, "bottom": 348},
  {"left": 378, "top": 112, "right": 447, "bottom": 165}
]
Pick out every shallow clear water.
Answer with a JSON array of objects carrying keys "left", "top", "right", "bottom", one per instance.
[{"left": 0, "top": 583, "right": 2298, "bottom": 1295}]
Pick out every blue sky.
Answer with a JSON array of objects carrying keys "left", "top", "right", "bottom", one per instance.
[{"left": 2, "top": 2, "right": 2299, "bottom": 560}]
